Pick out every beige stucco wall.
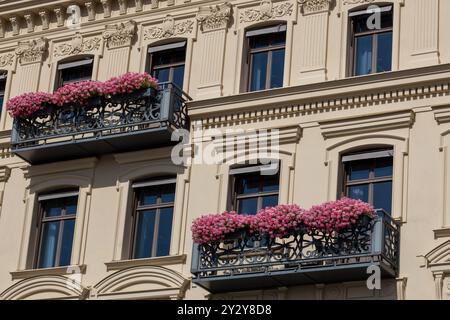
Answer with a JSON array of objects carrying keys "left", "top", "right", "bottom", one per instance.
[{"left": 0, "top": 0, "right": 449, "bottom": 300}]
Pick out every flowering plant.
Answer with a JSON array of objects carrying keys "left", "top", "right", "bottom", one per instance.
[
  {"left": 300, "top": 198, "right": 375, "bottom": 233},
  {"left": 251, "top": 204, "right": 305, "bottom": 239},
  {"left": 52, "top": 80, "right": 104, "bottom": 106},
  {"left": 191, "top": 211, "right": 254, "bottom": 245},
  {"left": 191, "top": 199, "right": 376, "bottom": 244},
  {"left": 103, "top": 72, "right": 158, "bottom": 97},
  {"left": 7, "top": 92, "right": 54, "bottom": 118}
]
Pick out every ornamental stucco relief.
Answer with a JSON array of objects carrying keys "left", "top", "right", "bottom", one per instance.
[
  {"left": 144, "top": 15, "right": 194, "bottom": 40},
  {"left": 240, "top": 0, "right": 294, "bottom": 23},
  {"left": 54, "top": 33, "right": 101, "bottom": 57}
]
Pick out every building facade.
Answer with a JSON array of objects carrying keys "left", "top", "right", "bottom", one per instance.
[{"left": 0, "top": 0, "right": 449, "bottom": 300}]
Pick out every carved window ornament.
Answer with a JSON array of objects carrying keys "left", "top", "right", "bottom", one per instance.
[
  {"left": 54, "top": 7, "right": 65, "bottom": 27},
  {"left": 9, "top": 16, "right": 20, "bottom": 36},
  {"left": 85, "top": 2, "right": 96, "bottom": 21},
  {"left": 24, "top": 13, "right": 35, "bottom": 33},
  {"left": 144, "top": 15, "right": 194, "bottom": 40},
  {"left": 15, "top": 37, "right": 48, "bottom": 65},
  {"left": 0, "top": 19, "right": 5, "bottom": 38},
  {"left": 101, "top": 0, "right": 112, "bottom": 18},
  {"left": 0, "top": 53, "right": 14, "bottom": 68},
  {"left": 135, "top": 0, "right": 144, "bottom": 12},
  {"left": 103, "top": 20, "right": 137, "bottom": 49},
  {"left": 197, "top": 2, "right": 232, "bottom": 32},
  {"left": 240, "top": 0, "right": 294, "bottom": 23},
  {"left": 118, "top": 0, "right": 128, "bottom": 15},
  {"left": 54, "top": 33, "right": 101, "bottom": 57},
  {"left": 298, "top": 0, "right": 332, "bottom": 14},
  {"left": 39, "top": 10, "right": 50, "bottom": 30}
]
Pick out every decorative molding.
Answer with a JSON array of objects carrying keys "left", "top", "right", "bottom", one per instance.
[
  {"left": 343, "top": 0, "right": 375, "bottom": 4},
  {"left": 24, "top": 13, "right": 35, "bottom": 33},
  {"left": 240, "top": 0, "right": 294, "bottom": 22},
  {"left": 105, "top": 255, "right": 187, "bottom": 271},
  {"left": 298, "top": 0, "right": 332, "bottom": 14},
  {"left": 54, "top": 33, "right": 101, "bottom": 57},
  {"left": 15, "top": 37, "right": 48, "bottom": 65},
  {"left": 135, "top": 0, "right": 144, "bottom": 12},
  {"left": 0, "top": 167, "right": 11, "bottom": 183},
  {"left": 144, "top": 15, "right": 194, "bottom": 40},
  {"left": 197, "top": 2, "right": 232, "bottom": 32},
  {"left": 0, "top": 53, "right": 14, "bottom": 68},
  {"left": 39, "top": 10, "right": 50, "bottom": 30},
  {"left": 9, "top": 16, "right": 19, "bottom": 36},
  {"left": 434, "top": 228, "right": 450, "bottom": 239},
  {"left": 103, "top": 20, "right": 137, "bottom": 49},
  {"left": 319, "top": 112, "right": 415, "bottom": 138},
  {"left": 54, "top": 7, "right": 65, "bottom": 27},
  {"left": 118, "top": 0, "right": 128, "bottom": 15},
  {"left": 151, "top": 0, "right": 159, "bottom": 9},
  {"left": 101, "top": 0, "right": 112, "bottom": 18},
  {"left": 85, "top": 2, "right": 96, "bottom": 21},
  {"left": 10, "top": 265, "right": 87, "bottom": 281}
]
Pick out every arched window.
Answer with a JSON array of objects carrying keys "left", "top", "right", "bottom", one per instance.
[
  {"left": 245, "top": 24, "right": 286, "bottom": 92},
  {"left": 348, "top": 5, "right": 393, "bottom": 76},
  {"left": 55, "top": 56, "right": 94, "bottom": 89},
  {"left": 129, "top": 177, "right": 176, "bottom": 259},
  {"left": 341, "top": 149, "right": 393, "bottom": 214},
  {"left": 33, "top": 189, "right": 79, "bottom": 269},
  {"left": 147, "top": 41, "right": 186, "bottom": 89}
]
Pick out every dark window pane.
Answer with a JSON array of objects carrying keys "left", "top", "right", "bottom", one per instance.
[
  {"left": 262, "top": 174, "right": 280, "bottom": 192},
  {"left": 64, "top": 197, "right": 78, "bottom": 216},
  {"left": 139, "top": 189, "right": 158, "bottom": 206},
  {"left": 238, "top": 198, "right": 258, "bottom": 215},
  {"left": 134, "top": 210, "right": 156, "bottom": 259},
  {"left": 348, "top": 160, "right": 371, "bottom": 180},
  {"left": 61, "top": 63, "right": 93, "bottom": 85},
  {"left": 348, "top": 184, "right": 369, "bottom": 203},
  {"left": 374, "top": 157, "right": 393, "bottom": 177},
  {"left": 271, "top": 32, "right": 286, "bottom": 46},
  {"left": 161, "top": 184, "right": 176, "bottom": 204},
  {"left": 250, "top": 34, "right": 271, "bottom": 49},
  {"left": 250, "top": 52, "right": 268, "bottom": 92},
  {"left": 237, "top": 174, "right": 260, "bottom": 194},
  {"left": 38, "top": 222, "right": 60, "bottom": 269},
  {"left": 377, "top": 32, "right": 392, "bottom": 72},
  {"left": 173, "top": 65, "right": 185, "bottom": 88},
  {"left": 262, "top": 195, "right": 279, "bottom": 209},
  {"left": 154, "top": 68, "right": 170, "bottom": 83},
  {"left": 44, "top": 199, "right": 63, "bottom": 218},
  {"left": 373, "top": 182, "right": 392, "bottom": 214},
  {"left": 156, "top": 208, "right": 174, "bottom": 257},
  {"left": 355, "top": 35, "right": 373, "bottom": 76},
  {"left": 59, "top": 219, "right": 75, "bottom": 266},
  {"left": 270, "top": 49, "right": 285, "bottom": 88}
]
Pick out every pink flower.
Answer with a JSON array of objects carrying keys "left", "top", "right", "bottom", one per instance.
[
  {"left": 52, "top": 80, "right": 104, "bottom": 107},
  {"left": 7, "top": 92, "right": 53, "bottom": 118},
  {"left": 103, "top": 72, "right": 158, "bottom": 97}
]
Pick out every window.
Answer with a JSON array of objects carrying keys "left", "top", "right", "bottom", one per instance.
[
  {"left": 56, "top": 57, "right": 94, "bottom": 89},
  {"left": 342, "top": 149, "right": 393, "bottom": 214},
  {"left": 231, "top": 166, "right": 280, "bottom": 215},
  {"left": 0, "top": 72, "right": 6, "bottom": 118},
  {"left": 349, "top": 6, "right": 393, "bottom": 76},
  {"left": 35, "top": 191, "right": 78, "bottom": 269},
  {"left": 131, "top": 179, "right": 176, "bottom": 259},
  {"left": 246, "top": 25, "right": 286, "bottom": 92},
  {"left": 148, "top": 42, "right": 186, "bottom": 89}
]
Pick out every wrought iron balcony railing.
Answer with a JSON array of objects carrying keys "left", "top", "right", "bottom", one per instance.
[
  {"left": 11, "top": 83, "right": 189, "bottom": 164},
  {"left": 191, "top": 210, "right": 400, "bottom": 293}
]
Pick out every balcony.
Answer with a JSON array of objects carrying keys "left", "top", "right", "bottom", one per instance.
[
  {"left": 191, "top": 211, "right": 400, "bottom": 294},
  {"left": 11, "top": 83, "right": 189, "bottom": 164}
]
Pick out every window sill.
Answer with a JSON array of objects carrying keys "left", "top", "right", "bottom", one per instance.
[
  {"left": 105, "top": 255, "right": 187, "bottom": 271},
  {"left": 434, "top": 228, "right": 450, "bottom": 239},
  {"left": 10, "top": 265, "right": 87, "bottom": 280}
]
